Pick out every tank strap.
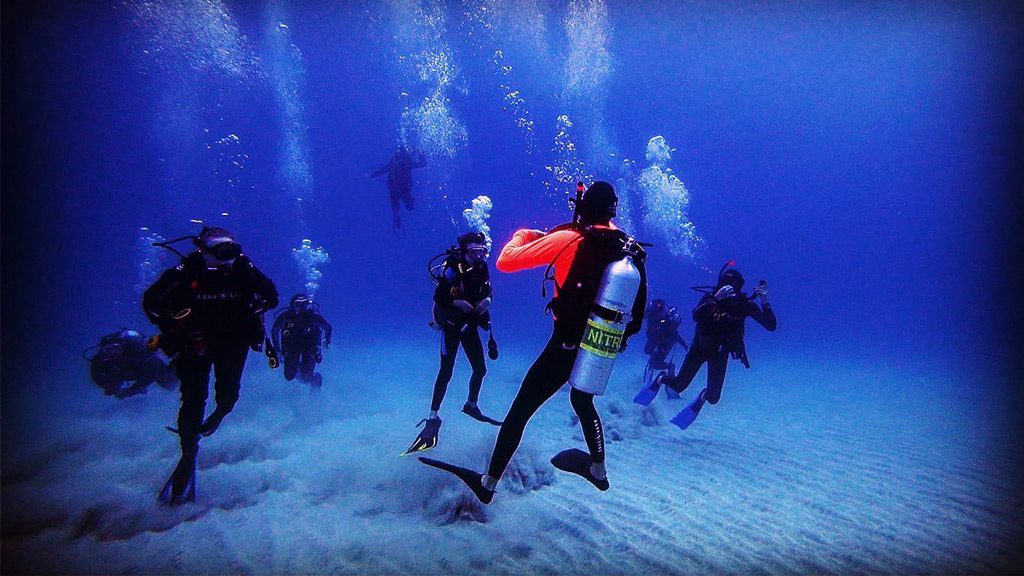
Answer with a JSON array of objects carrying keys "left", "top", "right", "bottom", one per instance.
[{"left": 592, "top": 303, "right": 624, "bottom": 323}]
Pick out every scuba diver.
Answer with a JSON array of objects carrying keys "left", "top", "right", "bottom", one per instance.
[
  {"left": 404, "top": 232, "right": 502, "bottom": 456},
  {"left": 634, "top": 262, "right": 776, "bottom": 431},
  {"left": 419, "top": 181, "right": 648, "bottom": 504},
  {"left": 370, "top": 144, "right": 427, "bottom": 230},
  {"left": 271, "top": 294, "right": 332, "bottom": 388},
  {"left": 632, "top": 299, "right": 688, "bottom": 404},
  {"left": 143, "top": 226, "right": 278, "bottom": 505},
  {"left": 85, "top": 328, "right": 178, "bottom": 398}
]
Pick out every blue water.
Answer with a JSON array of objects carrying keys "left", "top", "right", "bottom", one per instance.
[{"left": 3, "top": 1, "right": 1022, "bottom": 572}]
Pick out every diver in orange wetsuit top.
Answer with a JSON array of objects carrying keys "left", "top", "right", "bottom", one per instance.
[{"left": 418, "top": 181, "right": 648, "bottom": 503}]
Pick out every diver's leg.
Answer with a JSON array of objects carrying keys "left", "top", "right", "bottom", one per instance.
[
  {"left": 202, "top": 341, "right": 249, "bottom": 434},
  {"left": 705, "top": 351, "right": 729, "bottom": 405},
  {"left": 430, "top": 325, "right": 461, "bottom": 413},
  {"left": 283, "top": 352, "right": 299, "bottom": 381},
  {"left": 486, "top": 335, "right": 575, "bottom": 480},
  {"left": 569, "top": 388, "right": 605, "bottom": 466},
  {"left": 664, "top": 347, "right": 705, "bottom": 394},
  {"left": 461, "top": 327, "right": 487, "bottom": 404},
  {"left": 299, "top": 349, "right": 317, "bottom": 383},
  {"left": 651, "top": 348, "right": 673, "bottom": 371},
  {"left": 401, "top": 185, "right": 415, "bottom": 210},
  {"left": 175, "top": 353, "right": 212, "bottom": 453},
  {"left": 389, "top": 189, "right": 402, "bottom": 228}
]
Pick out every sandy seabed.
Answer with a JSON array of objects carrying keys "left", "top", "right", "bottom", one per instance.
[{"left": 2, "top": 342, "right": 1020, "bottom": 574}]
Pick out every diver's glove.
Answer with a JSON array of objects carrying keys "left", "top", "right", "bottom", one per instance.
[
  {"left": 714, "top": 285, "right": 735, "bottom": 300},
  {"left": 453, "top": 299, "right": 474, "bottom": 314},
  {"left": 488, "top": 334, "right": 499, "bottom": 360}
]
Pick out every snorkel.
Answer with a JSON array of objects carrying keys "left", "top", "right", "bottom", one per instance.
[{"left": 691, "top": 260, "right": 763, "bottom": 301}]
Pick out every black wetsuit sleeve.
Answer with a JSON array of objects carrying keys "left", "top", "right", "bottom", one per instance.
[
  {"left": 142, "top": 265, "right": 187, "bottom": 331},
  {"left": 371, "top": 156, "right": 393, "bottom": 178},
  {"left": 317, "top": 314, "right": 333, "bottom": 342},
  {"left": 624, "top": 255, "right": 648, "bottom": 340},
  {"left": 675, "top": 331, "right": 688, "bottom": 349},
  {"left": 247, "top": 261, "right": 279, "bottom": 313},
  {"left": 747, "top": 300, "right": 777, "bottom": 331},
  {"left": 479, "top": 261, "right": 492, "bottom": 300},
  {"left": 271, "top": 313, "right": 287, "bottom": 351},
  {"left": 433, "top": 264, "right": 456, "bottom": 308},
  {"left": 692, "top": 294, "right": 717, "bottom": 324}
]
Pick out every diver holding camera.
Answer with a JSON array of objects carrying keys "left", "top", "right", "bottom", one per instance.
[{"left": 642, "top": 262, "right": 776, "bottom": 430}]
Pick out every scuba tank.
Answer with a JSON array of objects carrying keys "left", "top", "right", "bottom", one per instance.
[{"left": 567, "top": 238, "right": 643, "bottom": 396}]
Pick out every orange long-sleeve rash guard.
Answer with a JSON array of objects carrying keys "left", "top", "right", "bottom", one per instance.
[{"left": 495, "top": 224, "right": 616, "bottom": 292}]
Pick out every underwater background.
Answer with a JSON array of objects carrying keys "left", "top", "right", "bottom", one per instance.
[{"left": 3, "top": 1, "right": 1023, "bottom": 573}]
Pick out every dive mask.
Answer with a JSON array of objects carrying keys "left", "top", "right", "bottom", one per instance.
[
  {"left": 465, "top": 244, "right": 488, "bottom": 261},
  {"left": 206, "top": 241, "right": 242, "bottom": 261}
]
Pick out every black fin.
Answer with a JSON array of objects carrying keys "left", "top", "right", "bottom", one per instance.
[
  {"left": 419, "top": 457, "right": 494, "bottom": 504},
  {"left": 551, "top": 448, "right": 609, "bottom": 491}
]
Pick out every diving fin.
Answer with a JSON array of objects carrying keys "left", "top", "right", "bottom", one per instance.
[
  {"left": 158, "top": 453, "right": 197, "bottom": 506},
  {"left": 632, "top": 381, "right": 660, "bottom": 406},
  {"left": 462, "top": 403, "right": 503, "bottom": 426},
  {"left": 550, "top": 448, "right": 609, "bottom": 491},
  {"left": 402, "top": 417, "right": 441, "bottom": 456},
  {"left": 669, "top": 389, "right": 707, "bottom": 431},
  {"left": 418, "top": 457, "right": 494, "bottom": 504},
  {"left": 664, "top": 386, "right": 681, "bottom": 400}
]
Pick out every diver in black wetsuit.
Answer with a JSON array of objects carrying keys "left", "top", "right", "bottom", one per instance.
[
  {"left": 143, "top": 226, "right": 278, "bottom": 505},
  {"left": 419, "top": 182, "right": 648, "bottom": 503},
  {"left": 271, "top": 294, "right": 332, "bottom": 388},
  {"left": 643, "top": 299, "right": 687, "bottom": 397},
  {"left": 370, "top": 145, "right": 426, "bottom": 230},
  {"left": 86, "top": 329, "right": 178, "bottom": 398},
  {"left": 405, "top": 232, "right": 501, "bottom": 455},
  {"left": 656, "top": 266, "right": 776, "bottom": 426}
]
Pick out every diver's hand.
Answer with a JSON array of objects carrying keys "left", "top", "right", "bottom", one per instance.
[
  {"left": 324, "top": 339, "right": 331, "bottom": 349},
  {"left": 752, "top": 280, "right": 768, "bottom": 301},
  {"left": 453, "top": 299, "right": 473, "bottom": 314},
  {"left": 714, "top": 285, "right": 735, "bottom": 300},
  {"left": 472, "top": 297, "right": 491, "bottom": 315}
]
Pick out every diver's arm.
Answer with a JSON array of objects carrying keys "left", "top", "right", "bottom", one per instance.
[
  {"left": 748, "top": 300, "right": 777, "bottom": 332},
  {"left": 495, "top": 229, "right": 578, "bottom": 273},
  {"left": 247, "top": 261, "right": 280, "bottom": 313},
  {"left": 675, "top": 331, "right": 689, "bottom": 350},
  {"left": 370, "top": 156, "right": 393, "bottom": 178},
  {"left": 318, "top": 315, "right": 333, "bottom": 343},
  {"left": 692, "top": 295, "right": 717, "bottom": 324},
  {"left": 271, "top": 313, "right": 286, "bottom": 352},
  {"left": 433, "top": 271, "right": 455, "bottom": 308},
  {"left": 142, "top": 265, "right": 186, "bottom": 330}
]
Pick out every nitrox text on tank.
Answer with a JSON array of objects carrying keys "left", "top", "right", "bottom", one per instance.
[{"left": 568, "top": 238, "right": 643, "bottom": 395}]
